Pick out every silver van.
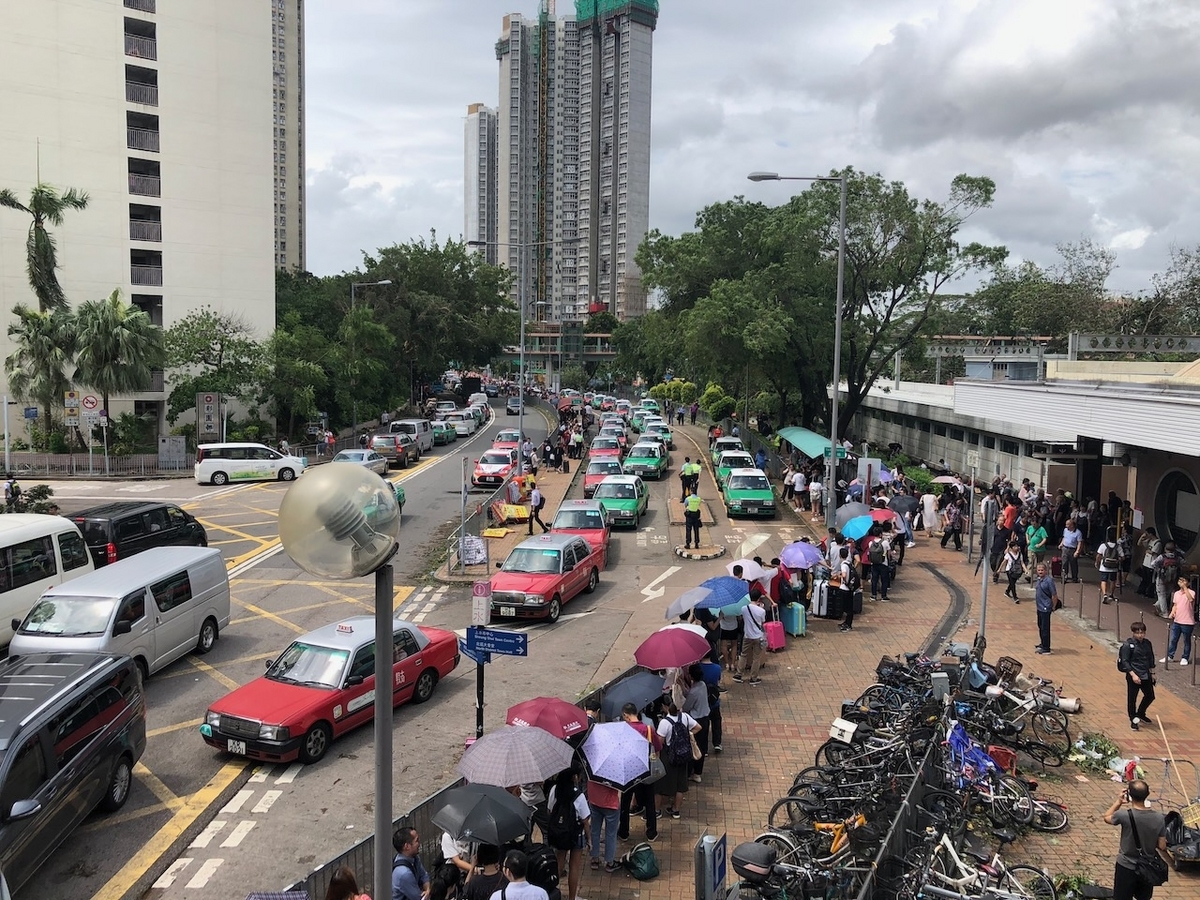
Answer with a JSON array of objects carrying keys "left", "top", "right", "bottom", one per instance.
[
  {"left": 9, "top": 547, "right": 230, "bottom": 679},
  {"left": 390, "top": 418, "right": 434, "bottom": 453},
  {"left": 0, "top": 515, "right": 95, "bottom": 648}
]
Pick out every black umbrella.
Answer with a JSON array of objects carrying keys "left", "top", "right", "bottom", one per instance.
[
  {"left": 601, "top": 670, "right": 666, "bottom": 720},
  {"left": 888, "top": 495, "right": 920, "bottom": 517},
  {"left": 431, "top": 783, "right": 532, "bottom": 845}
]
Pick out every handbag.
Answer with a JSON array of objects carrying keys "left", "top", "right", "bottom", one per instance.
[
  {"left": 644, "top": 727, "right": 666, "bottom": 783},
  {"left": 1128, "top": 809, "right": 1169, "bottom": 886},
  {"left": 688, "top": 729, "right": 703, "bottom": 761}
]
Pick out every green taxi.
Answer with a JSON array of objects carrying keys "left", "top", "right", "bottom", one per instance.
[
  {"left": 710, "top": 436, "right": 746, "bottom": 467},
  {"left": 624, "top": 441, "right": 669, "bottom": 479},
  {"left": 594, "top": 474, "right": 649, "bottom": 528},
  {"left": 715, "top": 450, "right": 755, "bottom": 489},
  {"left": 431, "top": 421, "right": 456, "bottom": 445},
  {"left": 644, "top": 421, "right": 674, "bottom": 449},
  {"left": 630, "top": 410, "right": 648, "bottom": 433},
  {"left": 722, "top": 467, "right": 776, "bottom": 518}
]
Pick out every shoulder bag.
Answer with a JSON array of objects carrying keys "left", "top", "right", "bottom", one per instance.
[
  {"left": 644, "top": 726, "right": 666, "bottom": 783},
  {"left": 1128, "top": 809, "right": 1169, "bottom": 887}
]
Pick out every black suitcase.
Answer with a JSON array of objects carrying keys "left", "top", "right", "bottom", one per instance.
[
  {"left": 825, "top": 589, "right": 843, "bottom": 619},
  {"left": 853, "top": 589, "right": 864, "bottom": 615},
  {"left": 561, "top": 458, "right": 569, "bottom": 474}
]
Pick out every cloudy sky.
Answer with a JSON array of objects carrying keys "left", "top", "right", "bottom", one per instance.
[{"left": 304, "top": 0, "right": 1200, "bottom": 293}]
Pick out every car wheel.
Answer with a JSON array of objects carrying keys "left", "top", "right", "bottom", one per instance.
[
  {"left": 400, "top": 454, "right": 409, "bottom": 469},
  {"left": 100, "top": 755, "right": 133, "bottom": 812},
  {"left": 413, "top": 669, "right": 439, "bottom": 704},
  {"left": 414, "top": 448, "right": 420, "bottom": 460},
  {"left": 547, "top": 596, "right": 562, "bottom": 623},
  {"left": 585, "top": 568, "right": 599, "bottom": 594},
  {"left": 278, "top": 468, "right": 296, "bottom": 482},
  {"left": 299, "top": 722, "right": 332, "bottom": 764},
  {"left": 633, "top": 511, "right": 640, "bottom": 528},
  {"left": 211, "top": 471, "right": 229, "bottom": 486},
  {"left": 196, "top": 617, "right": 218, "bottom": 654},
  {"left": 135, "top": 657, "right": 149, "bottom": 683}
]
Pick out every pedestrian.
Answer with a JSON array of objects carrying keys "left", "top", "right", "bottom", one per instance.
[
  {"left": 920, "top": 490, "right": 939, "bottom": 536},
  {"left": 491, "top": 851, "right": 549, "bottom": 900},
  {"left": 1162, "top": 576, "right": 1197, "bottom": 666},
  {"left": 1118, "top": 622, "right": 1157, "bottom": 730},
  {"left": 655, "top": 700, "right": 701, "bottom": 819},
  {"left": 808, "top": 476, "right": 824, "bottom": 521},
  {"left": 279, "top": 437, "right": 290, "bottom": 454},
  {"left": 391, "top": 827, "right": 431, "bottom": 900},
  {"left": 1059, "top": 519, "right": 1083, "bottom": 583},
  {"left": 680, "top": 457, "right": 693, "bottom": 502},
  {"left": 1097, "top": 527, "right": 1123, "bottom": 605},
  {"left": 733, "top": 592, "right": 767, "bottom": 683},
  {"left": 359, "top": 430, "right": 369, "bottom": 449},
  {"left": 1002, "top": 540, "right": 1023, "bottom": 601},
  {"left": 527, "top": 450, "right": 540, "bottom": 478},
  {"left": 1102, "top": 779, "right": 1168, "bottom": 900},
  {"left": 325, "top": 865, "right": 372, "bottom": 900},
  {"left": 683, "top": 486, "right": 703, "bottom": 549},
  {"left": 792, "top": 468, "right": 808, "bottom": 511},
  {"left": 682, "top": 663, "right": 711, "bottom": 781},
  {"left": 617, "top": 703, "right": 659, "bottom": 843},
  {"left": 326, "top": 429, "right": 335, "bottom": 455},
  {"left": 940, "top": 500, "right": 963, "bottom": 550},
  {"left": 3, "top": 474, "right": 20, "bottom": 511},
  {"left": 1033, "top": 562, "right": 1058, "bottom": 655},
  {"left": 699, "top": 649, "right": 723, "bottom": 752},
  {"left": 586, "top": 776, "right": 621, "bottom": 874},
  {"left": 866, "top": 529, "right": 891, "bottom": 602},
  {"left": 462, "top": 845, "right": 506, "bottom": 900},
  {"left": 546, "top": 770, "right": 588, "bottom": 900},
  {"left": 527, "top": 481, "right": 549, "bottom": 534},
  {"left": 754, "top": 447, "right": 767, "bottom": 470},
  {"left": 835, "top": 546, "right": 859, "bottom": 633},
  {"left": 440, "top": 830, "right": 475, "bottom": 885},
  {"left": 690, "top": 402, "right": 698, "bottom": 425},
  {"left": 717, "top": 590, "right": 742, "bottom": 673},
  {"left": 1154, "top": 542, "right": 1181, "bottom": 618},
  {"left": 707, "top": 425, "right": 716, "bottom": 448},
  {"left": 1136, "top": 528, "right": 1160, "bottom": 598}
]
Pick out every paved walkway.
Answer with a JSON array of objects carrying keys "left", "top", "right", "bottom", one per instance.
[{"left": 575, "top": 422, "right": 1200, "bottom": 900}]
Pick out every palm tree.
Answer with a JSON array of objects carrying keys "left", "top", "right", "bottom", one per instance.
[
  {"left": 73, "top": 289, "right": 166, "bottom": 415},
  {"left": 0, "top": 183, "right": 90, "bottom": 312},
  {"left": 5, "top": 305, "right": 77, "bottom": 447}
]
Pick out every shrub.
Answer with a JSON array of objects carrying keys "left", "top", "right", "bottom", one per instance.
[{"left": 708, "top": 396, "right": 737, "bottom": 421}]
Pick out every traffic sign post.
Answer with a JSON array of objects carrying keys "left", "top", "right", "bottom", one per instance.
[
  {"left": 464, "top": 625, "right": 529, "bottom": 739},
  {"left": 823, "top": 446, "right": 848, "bottom": 459}
]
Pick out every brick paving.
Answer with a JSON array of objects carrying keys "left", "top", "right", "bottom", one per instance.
[{"left": 573, "top": 422, "right": 1200, "bottom": 900}]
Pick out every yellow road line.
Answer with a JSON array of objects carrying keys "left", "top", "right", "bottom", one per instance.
[
  {"left": 237, "top": 600, "right": 306, "bottom": 634},
  {"left": 184, "top": 656, "right": 241, "bottom": 692},
  {"left": 147, "top": 716, "right": 206, "bottom": 736},
  {"left": 134, "top": 761, "right": 181, "bottom": 806},
  {"left": 82, "top": 796, "right": 185, "bottom": 831},
  {"left": 224, "top": 539, "right": 280, "bottom": 570},
  {"left": 92, "top": 761, "right": 246, "bottom": 900}
]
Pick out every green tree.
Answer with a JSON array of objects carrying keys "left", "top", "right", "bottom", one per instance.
[
  {"left": 332, "top": 304, "right": 395, "bottom": 431},
  {"left": 72, "top": 288, "right": 165, "bottom": 416},
  {"left": 583, "top": 310, "right": 619, "bottom": 334},
  {"left": 5, "top": 306, "right": 77, "bottom": 447},
  {"left": 0, "top": 182, "right": 90, "bottom": 312},
  {"left": 558, "top": 364, "right": 588, "bottom": 393},
  {"left": 264, "top": 322, "right": 327, "bottom": 438},
  {"left": 163, "top": 308, "right": 263, "bottom": 423}
]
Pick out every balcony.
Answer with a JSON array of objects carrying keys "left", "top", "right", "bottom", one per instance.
[
  {"left": 129, "top": 220, "right": 162, "bottom": 242},
  {"left": 131, "top": 265, "right": 163, "bottom": 286},
  {"left": 148, "top": 370, "right": 165, "bottom": 392},
  {"left": 124, "top": 34, "right": 157, "bottom": 60},
  {"left": 126, "top": 81, "right": 158, "bottom": 105},
  {"left": 124, "top": 0, "right": 156, "bottom": 10},
  {"left": 128, "top": 174, "right": 160, "bottom": 197},
  {"left": 127, "top": 127, "right": 159, "bottom": 152}
]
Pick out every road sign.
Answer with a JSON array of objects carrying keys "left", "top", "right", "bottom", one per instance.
[
  {"left": 65, "top": 416, "right": 79, "bottom": 427},
  {"left": 966, "top": 450, "right": 980, "bottom": 469},
  {"left": 99, "top": 416, "right": 108, "bottom": 428},
  {"left": 83, "top": 411, "right": 99, "bottom": 424},
  {"left": 23, "top": 407, "right": 37, "bottom": 420},
  {"left": 196, "top": 392, "right": 221, "bottom": 437},
  {"left": 466, "top": 626, "right": 528, "bottom": 657},
  {"left": 82, "top": 394, "right": 98, "bottom": 410},
  {"left": 458, "top": 637, "right": 490, "bottom": 666},
  {"left": 471, "top": 581, "right": 492, "bottom": 626},
  {"left": 63, "top": 391, "right": 80, "bottom": 409},
  {"left": 823, "top": 446, "right": 848, "bottom": 459}
]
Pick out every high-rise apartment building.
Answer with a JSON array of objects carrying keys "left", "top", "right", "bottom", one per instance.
[
  {"left": 465, "top": 103, "right": 499, "bottom": 266},
  {"left": 472, "top": 1, "right": 655, "bottom": 323},
  {"left": 0, "top": 0, "right": 275, "bottom": 431},
  {"left": 272, "top": 0, "right": 305, "bottom": 271}
]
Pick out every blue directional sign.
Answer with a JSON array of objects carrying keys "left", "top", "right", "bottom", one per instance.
[
  {"left": 458, "top": 637, "right": 491, "bottom": 666},
  {"left": 23, "top": 407, "right": 37, "bottom": 420},
  {"left": 466, "top": 626, "right": 529, "bottom": 657}
]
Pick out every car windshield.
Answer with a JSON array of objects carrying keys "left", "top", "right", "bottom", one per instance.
[
  {"left": 720, "top": 454, "right": 754, "bottom": 468},
  {"left": 596, "top": 483, "right": 635, "bottom": 499},
  {"left": 628, "top": 446, "right": 656, "bottom": 458},
  {"left": 717, "top": 440, "right": 744, "bottom": 452},
  {"left": 588, "top": 461, "right": 621, "bottom": 475},
  {"left": 729, "top": 474, "right": 770, "bottom": 491},
  {"left": 266, "top": 641, "right": 350, "bottom": 689},
  {"left": 20, "top": 597, "right": 117, "bottom": 636},
  {"left": 502, "top": 547, "right": 562, "bottom": 574},
  {"left": 647, "top": 424, "right": 668, "bottom": 433},
  {"left": 333, "top": 452, "right": 362, "bottom": 462},
  {"left": 497, "top": 431, "right": 520, "bottom": 443},
  {"left": 480, "top": 452, "right": 511, "bottom": 466},
  {"left": 599, "top": 429, "right": 622, "bottom": 439},
  {"left": 593, "top": 439, "right": 618, "bottom": 450},
  {"left": 554, "top": 510, "right": 606, "bottom": 530}
]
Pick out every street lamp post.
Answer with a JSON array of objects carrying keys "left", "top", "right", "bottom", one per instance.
[
  {"left": 747, "top": 171, "right": 847, "bottom": 516},
  {"left": 350, "top": 280, "right": 393, "bottom": 440}
]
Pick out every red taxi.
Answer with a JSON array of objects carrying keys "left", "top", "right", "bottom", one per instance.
[
  {"left": 201, "top": 617, "right": 459, "bottom": 764},
  {"left": 584, "top": 458, "right": 624, "bottom": 498},
  {"left": 588, "top": 437, "right": 623, "bottom": 461},
  {"left": 597, "top": 426, "right": 628, "bottom": 451},
  {"left": 493, "top": 429, "right": 522, "bottom": 451},
  {"left": 490, "top": 533, "right": 604, "bottom": 624},
  {"left": 550, "top": 499, "right": 611, "bottom": 556},
  {"left": 473, "top": 448, "right": 518, "bottom": 488}
]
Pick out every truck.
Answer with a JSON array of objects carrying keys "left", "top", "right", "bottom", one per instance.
[{"left": 459, "top": 375, "right": 482, "bottom": 399}]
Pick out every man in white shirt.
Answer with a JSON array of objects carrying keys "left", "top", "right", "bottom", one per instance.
[
  {"left": 490, "top": 850, "right": 549, "bottom": 900},
  {"left": 791, "top": 470, "right": 807, "bottom": 510},
  {"left": 733, "top": 593, "right": 767, "bottom": 685}
]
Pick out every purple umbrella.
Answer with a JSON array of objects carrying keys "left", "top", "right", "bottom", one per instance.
[{"left": 781, "top": 541, "right": 823, "bottom": 570}]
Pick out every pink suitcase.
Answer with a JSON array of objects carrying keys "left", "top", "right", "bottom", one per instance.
[{"left": 764, "top": 620, "right": 786, "bottom": 652}]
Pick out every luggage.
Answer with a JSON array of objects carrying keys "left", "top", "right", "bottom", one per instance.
[
  {"left": 561, "top": 458, "right": 569, "bottom": 474},
  {"left": 1051, "top": 555, "right": 1062, "bottom": 578},
  {"left": 812, "top": 580, "right": 829, "bottom": 617},
  {"left": 782, "top": 602, "right": 805, "bottom": 637},
  {"left": 825, "top": 588, "right": 844, "bottom": 620},
  {"left": 852, "top": 589, "right": 864, "bottom": 615},
  {"left": 765, "top": 620, "right": 785, "bottom": 652}
]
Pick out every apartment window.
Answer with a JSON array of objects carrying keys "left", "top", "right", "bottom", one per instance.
[
  {"left": 949, "top": 428, "right": 965, "bottom": 442},
  {"left": 968, "top": 432, "right": 980, "bottom": 446},
  {"left": 124, "top": 0, "right": 156, "bottom": 11},
  {"left": 126, "top": 111, "right": 159, "bottom": 152},
  {"left": 123, "top": 17, "right": 156, "bottom": 60},
  {"left": 132, "top": 294, "right": 163, "bottom": 327},
  {"left": 125, "top": 64, "right": 158, "bottom": 105},
  {"left": 131, "top": 249, "right": 163, "bottom": 286},
  {"left": 128, "top": 157, "right": 161, "bottom": 196},
  {"left": 128, "top": 203, "right": 162, "bottom": 242},
  {"left": 999, "top": 439, "right": 1019, "bottom": 455}
]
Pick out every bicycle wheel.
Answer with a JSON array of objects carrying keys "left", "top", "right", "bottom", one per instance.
[
  {"left": 990, "top": 773, "right": 1034, "bottom": 826},
  {"left": 999, "top": 864, "right": 1057, "bottom": 900},
  {"left": 768, "top": 796, "right": 824, "bottom": 831},
  {"left": 1031, "top": 708, "right": 1070, "bottom": 748},
  {"left": 814, "top": 738, "right": 852, "bottom": 768},
  {"left": 791, "top": 765, "right": 837, "bottom": 793},
  {"left": 919, "top": 789, "right": 965, "bottom": 827},
  {"left": 1029, "top": 797, "right": 1069, "bottom": 832},
  {"left": 1022, "top": 740, "right": 1064, "bottom": 768},
  {"left": 753, "top": 829, "right": 804, "bottom": 866}
]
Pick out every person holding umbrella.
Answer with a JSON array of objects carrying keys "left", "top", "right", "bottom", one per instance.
[{"left": 546, "top": 769, "right": 589, "bottom": 900}]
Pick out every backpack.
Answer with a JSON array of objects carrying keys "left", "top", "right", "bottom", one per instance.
[
  {"left": 1117, "top": 639, "right": 1134, "bottom": 673},
  {"left": 662, "top": 714, "right": 692, "bottom": 766},
  {"left": 1161, "top": 551, "right": 1179, "bottom": 585},
  {"left": 525, "top": 843, "right": 560, "bottom": 892},
  {"left": 843, "top": 564, "right": 861, "bottom": 593},
  {"left": 620, "top": 842, "right": 660, "bottom": 880},
  {"left": 868, "top": 540, "right": 886, "bottom": 565},
  {"left": 545, "top": 787, "right": 580, "bottom": 851},
  {"left": 1101, "top": 543, "right": 1120, "bottom": 570}
]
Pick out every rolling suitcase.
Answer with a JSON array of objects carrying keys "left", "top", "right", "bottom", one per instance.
[
  {"left": 1051, "top": 555, "right": 1062, "bottom": 578},
  {"left": 825, "top": 588, "right": 843, "bottom": 619},
  {"left": 812, "top": 581, "right": 829, "bottom": 617},
  {"left": 853, "top": 589, "right": 864, "bottom": 615},
  {"left": 782, "top": 602, "right": 805, "bottom": 637},
  {"left": 764, "top": 620, "right": 785, "bottom": 652},
  {"left": 561, "top": 458, "right": 569, "bottom": 474}
]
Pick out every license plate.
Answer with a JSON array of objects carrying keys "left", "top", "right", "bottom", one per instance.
[
  {"left": 227, "top": 739, "right": 247, "bottom": 755},
  {"left": 500, "top": 606, "right": 516, "bottom": 617},
  {"left": 746, "top": 506, "right": 758, "bottom": 513}
]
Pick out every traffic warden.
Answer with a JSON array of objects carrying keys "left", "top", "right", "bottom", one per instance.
[{"left": 684, "top": 485, "right": 703, "bottom": 549}]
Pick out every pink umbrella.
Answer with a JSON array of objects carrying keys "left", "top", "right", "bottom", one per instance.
[
  {"left": 870, "top": 508, "right": 901, "bottom": 525},
  {"left": 932, "top": 475, "right": 961, "bottom": 485},
  {"left": 634, "top": 626, "right": 711, "bottom": 669},
  {"left": 506, "top": 697, "right": 590, "bottom": 740}
]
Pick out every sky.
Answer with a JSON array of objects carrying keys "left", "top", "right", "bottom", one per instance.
[{"left": 303, "top": 0, "right": 1200, "bottom": 294}]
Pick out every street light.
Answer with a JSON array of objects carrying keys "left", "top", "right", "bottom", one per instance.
[
  {"left": 747, "top": 170, "right": 847, "bottom": 516},
  {"left": 350, "top": 280, "right": 393, "bottom": 439}
]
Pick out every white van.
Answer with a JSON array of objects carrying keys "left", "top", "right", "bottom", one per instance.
[
  {"left": 195, "top": 442, "right": 308, "bottom": 486},
  {"left": 444, "top": 410, "right": 477, "bottom": 436},
  {"left": 468, "top": 392, "right": 489, "bottom": 408},
  {"left": 0, "top": 515, "right": 95, "bottom": 647},
  {"left": 10, "top": 546, "right": 231, "bottom": 678},
  {"left": 390, "top": 418, "right": 434, "bottom": 453}
]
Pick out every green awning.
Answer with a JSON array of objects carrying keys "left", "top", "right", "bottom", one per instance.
[{"left": 777, "top": 426, "right": 833, "bottom": 460}]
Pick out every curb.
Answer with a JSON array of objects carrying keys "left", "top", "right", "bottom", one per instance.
[{"left": 674, "top": 544, "right": 726, "bottom": 560}]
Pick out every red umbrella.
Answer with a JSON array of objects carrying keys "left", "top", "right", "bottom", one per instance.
[
  {"left": 506, "top": 696, "right": 589, "bottom": 740},
  {"left": 870, "top": 508, "right": 901, "bottom": 525},
  {"left": 634, "top": 626, "right": 711, "bottom": 670}
]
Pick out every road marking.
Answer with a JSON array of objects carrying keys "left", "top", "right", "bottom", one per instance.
[
  {"left": 185, "top": 656, "right": 241, "bottom": 692},
  {"left": 147, "top": 716, "right": 206, "bottom": 737},
  {"left": 228, "top": 542, "right": 286, "bottom": 578},
  {"left": 276, "top": 763, "right": 303, "bottom": 784},
  {"left": 736, "top": 532, "right": 772, "bottom": 558},
  {"left": 220, "top": 789, "right": 253, "bottom": 815},
  {"left": 454, "top": 609, "right": 598, "bottom": 637},
  {"left": 117, "top": 483, "right": 168, "bottom": 492},
  {"left": 185, "top": 858, "right": 224, "bottom": 888},
  {"left": 251, "top": 790, "right": 282, "bottom": 813},
  {"left": 236, "top": 600, "right": 308, "bottom": 634},
  {"left": 248, "top": 767, "right": 269, "bottom": 783},
  {"left": 641, "top": 566, "right": 681, "bottom": 603},
  {"left": 134, "top": 762, "right": 181, "bottom": 807},
  {"left": 189, "top": 820, "right": 226, "bottom": 849},
  {"left": 92, "top": 761, "right": 246, "bottom": 900},
  {"left": 152, "top": 858, "right": 192, "bottom": 889},
  {"left": 220, "top": 820, "right": 256, "bottom": 848}
]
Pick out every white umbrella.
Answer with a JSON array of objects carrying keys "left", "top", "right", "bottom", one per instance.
[
  {"left": 726, "top": 558, "right": 769, "bottom": 581},
  {"left": 664, "top": 585, "right": 715, "bottom": 620},
  {"left": 661, "top": 622, "right": 707, "bottom": 638}
]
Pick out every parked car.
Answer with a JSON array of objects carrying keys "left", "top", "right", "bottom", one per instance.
[
  {"left": 194, "top": 442, "right": 307, "bottom": 486},
  {"left": 370, "top": 433, "right": 419, "bottom": 469},
  {"left": 389, "top": 419, "right": 434, "bottom": 453},
  {"left": 506, "top": 397, "right": 523, "bottom": 416},
  {"left": 432, "top": 421, "right": 457, "bottom": 445},
  {"left": 0, "top": 652, "right": 146, "bottom": 893},
  {"left": 0, "top": 515, "right": 94, "bottom": 648},
  {"left": 550, "top": 500, "right": 611, "bottom": 556},
  {"left": 593, "top": 474, "right": 649, "bottom": 528},
  {"left": 332, "top": 449, "right": 390, "bottom": 475},
  {"left": 68, "top": 501, "right": 208, "bottom": 568},
  {"left": 583, "top": 459, "right": 624, "bottom": 498},
  {"left": 715, "top": 451, "right": 756, "bottom": 489},
  {"left": 493, "top": 429, "right": 522, "bottom": 451},
  {"left": 444, "top": 411, "right": 477, "bottom": 436},
  {"left": 624, "top": 442, "right": 669, "bottom": 479},
  {"left": 489, "top": 534, "right": 603, "bottom": 624},
  {"left": 710, "top": 436, "right": 747, "bottom": 466},
  {"left": 201, "top": 616, "right": 459, "bottom": 764},
  {"left": 472, "top": 449, "right": 519, "bottom": 489},
  {"left": 588, "top": 437, "right": 623, "bottom": 461},
  {"left": 722, "top": 468, "right": 777, "bottom": 518}
]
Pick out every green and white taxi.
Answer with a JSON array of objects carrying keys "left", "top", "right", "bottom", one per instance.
[
  {"left": 643, "top": 421, "right": 674, "bottom": 449},
  {"left": 710, "top": 436, "right": 746, "bottom": 467},
  {"left": 623, "top": 441, "right": 669, "bottom": 480},
  {"left": 593, "top": 474, "right": 649, "bottom": 528},
  {"left": 715, "top": 450, "right": 755, "bottom": 489},
  {"left": 722, "top": 467, "right": 777, "bottom": 518}
]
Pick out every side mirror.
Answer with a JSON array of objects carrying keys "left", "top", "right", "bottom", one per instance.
[
  {"left": 113, "top": 620, "right": 133, "bottom": 636},
  {"left": 265, "top": 659, "right": 273, "bottom": 669},
  {"left": 346, "top": 674, "right": 365, "bottom": 687},
  {"left": 10, "top": 618, "right": 18, "bottom": 632},
  {"left": 495, "top": 562, "right": 503, "bottom": 569}
]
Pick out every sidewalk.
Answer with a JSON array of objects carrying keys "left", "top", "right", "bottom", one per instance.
[{"left": 580, "top": 421, "right": 1200, "bottom": 899}]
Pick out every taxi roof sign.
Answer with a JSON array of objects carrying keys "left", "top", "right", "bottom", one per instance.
[{"left": 336, "top": 623, "right": 354, "bottom": 633}]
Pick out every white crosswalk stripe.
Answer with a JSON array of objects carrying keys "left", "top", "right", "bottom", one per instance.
[
  {"left": 276, "top": 763, "right": 303, "bottom": 784},
  {"left": 251, "top": 790, "right": 282, "bottom": 814},
  {"left": 185, "top": 858, "right": 224, "bottom": 888},
  {"left": 152, "top": 858, "right": 191, "bottom": 889},
  {"left": 219, "top": 789, "right": 253, "bottom": 815},
  {"left": 219, "top": 820, "right": 256, "bottom": 848},
  {"left": 189, "top": 820, "right": 226, "bottom": 849}
]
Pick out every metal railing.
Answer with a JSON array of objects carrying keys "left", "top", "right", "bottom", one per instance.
[
  {"left": 127, "top": 126, "right": 160, "bottom": 152},
  {"left": 5, "top": 451, "right": 195, "bottom": 476},
  {"left": 131, "top": 264, "right": 163, "bottom": 286},
  {"left": 854, "top": 742, "right": 935, "bottom": 900},
  {"left": 124, "top": 34, "right": 157, "bottom": 60},
  {"left": 125, "top": 81, "right": 158, "bottom": 105},
  {"left": 124, "top": 0, "right": 156, "bottom": 11},
  {"left": 129, "top": 220, "right": 162, "bottom": 241},
  {"left": 128, "top": 174, "right": 161, "bottom": 196}
]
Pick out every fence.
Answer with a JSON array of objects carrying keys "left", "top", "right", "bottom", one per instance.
[
  {"left": 285, "top": 664, "right": 649, "bottom": 898},
  {"left": 6, "top": 451, "right": 195, "bottom": 477}
]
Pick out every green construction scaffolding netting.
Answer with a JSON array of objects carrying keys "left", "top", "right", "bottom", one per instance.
[{"left": 574, "top": 0, "right": 659, "bottom": 21}]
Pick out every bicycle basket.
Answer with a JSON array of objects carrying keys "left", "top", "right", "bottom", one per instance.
[
  {"left": 876, "top": 655, "right": 902, "bottom": 679},
  {"left": 996, "top": 656, "right": 1023, "bottom": 682}
]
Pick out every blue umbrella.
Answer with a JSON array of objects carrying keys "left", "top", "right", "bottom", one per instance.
[
  {"left": 716, "top": 596, "right": 751, "bottom": 617},
  {"left": 692, "top": 576, "right": 751, "bottom": 610},
  {"left": 842, "top": 515, "right": 874, "bottom": 541}
]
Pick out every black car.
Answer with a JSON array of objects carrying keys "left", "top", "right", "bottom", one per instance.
[
  {"left": 506, "top": 397, "right": 523, "bottom": 416},
  {"left": 484, "top": 383, "right": 500, "bottom": 398},
  {"left": 69, "top": 502, "right": 208, "bottom": 567},
  {"left": 0, "top": 653, "right": 146, "bottom": 893}
]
